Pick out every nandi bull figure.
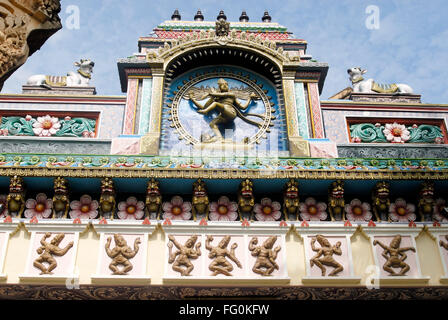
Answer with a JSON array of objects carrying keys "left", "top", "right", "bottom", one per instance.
[
  {"left": 347, "top": 67, "right": 413, "bottom": 94},
  {"left": 27, "top": 59, "right": 95, "bottom": 88}
]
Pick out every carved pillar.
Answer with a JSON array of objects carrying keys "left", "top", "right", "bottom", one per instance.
[
  {"left": 140, "top": 65, "right": 165, "bottom": 155},
  {"left": 282, "top": 69, "right": 310, "bottom": 157},
  {"left": 0, "top": 0, "right": 62, "bottom": 91}
]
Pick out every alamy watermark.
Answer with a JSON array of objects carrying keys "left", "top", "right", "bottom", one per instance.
[
  {"left": 365, "top": 5, "right": 380, "bottom": 30},
  {"left": 65, "top": 5, "right": 80, "bottom": 30}
]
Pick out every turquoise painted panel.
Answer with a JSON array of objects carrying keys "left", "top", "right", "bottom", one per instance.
[
  {"left": 138, "top": 78, "right": 153, "bottom": 135},
  {"left": 294, "top": 82, "right": 309, "bottom": 139}
]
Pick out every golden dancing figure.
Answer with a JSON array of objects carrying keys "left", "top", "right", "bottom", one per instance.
[
  {"left": 189, "top": 79, "right": 264, "bottom": 143},
  {"left": 105, "top": 234, "right": 141, "bottom": 275},
  {"left": 206, "top": 235, "right": 242, "bottom": 276},
  {"left": 167, "top": 235, "right": 201, "bottom": 276},
  {"left": 33, "top": 233, "right": 73, "bottom": 275},
  {"left": 249, "top": 236, "right": 281, "bottom": 276},
  {"left": 310, "top": 235, "right": 344, "bottom": 276},
  {"left": 373, "top": 235, "right": 416, "bottom": 276}
]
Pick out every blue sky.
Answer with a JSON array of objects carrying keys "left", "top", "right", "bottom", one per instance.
[{"left": 3, "top": 0, "right": 448, "bottom": 103}]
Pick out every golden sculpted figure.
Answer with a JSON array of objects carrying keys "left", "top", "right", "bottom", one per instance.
[
  {"left": 238, "top": 179, "right": 255, "bottom": 220},
  {"left": 373, "top": 235, "right": 416, "bottom": 276},
  {"left": 206, "top": 235, "right": 242, "bottom": 276},
  {"left": 372, "top": 181, "right": 390, "bottom": 222},
  {"left": 100, "top": 178, "right": 116, "bottom": 219},
  {"left": 105, "top": 234, "right": 141, "bottom": 275},
  {"left": 188, "top": 79, "right": 265, "bottom": 143},
  {"left": 167, "top": 235, "right": 201, "bottom": 276},
  {"left": 145, "top": 178, "right": 162, "bottom": 219},
  {"left": 33, "top": 233, "right": 73, "bottom": 275},
  {"left": 418, "top": 181, "right": 435, "bottom": 222},
  {"left": 310, "top": 235, "right": 344, "bottom": 276},
  {"left": 283, "top": 179, "right": 299, "bottom": 221},
  {"left": 7, "top": 176, "right": 25, "bottom": 218},
  {"left": 52, "top": 177, "right": 69, "bottom": 219},
  {"left": 440, "top": 235, "right": 448, "bottom": 251},
  {"left": 249, "top": 236, "right": 281, "bottom": 276},
  {"left": 328, "top": 180, "right": 345, "bottom": 221},
  {"left": 192, "top": 179, "right": 209, "bottom": 221}
]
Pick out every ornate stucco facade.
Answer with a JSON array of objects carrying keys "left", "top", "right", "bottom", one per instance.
[{"left": 0, "top": 10, "right": 447, "bottom": 300}]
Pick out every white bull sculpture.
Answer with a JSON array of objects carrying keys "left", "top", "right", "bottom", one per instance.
[
  {"left": 27, "top": 59, "right": 95, "bottom": 88},
  {"left": 347, "top": 67, "right": 413, "bottom": 94}
]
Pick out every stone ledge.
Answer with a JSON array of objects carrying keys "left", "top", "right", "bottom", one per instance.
[
  {"left": 22, "top": 85, "right": 97, "bottom": 96},
  {"left": 337, "top": 143, "right": 448, "bottom": 159},
  {"left": 301, "top": 276, "right": 361, "bottom": 285}
]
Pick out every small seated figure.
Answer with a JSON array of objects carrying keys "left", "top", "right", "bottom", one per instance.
[
  {"left": 373, "top": 235, "right": 416, "bottom": 276},
  {"left": 167, "top": 235, "right": 201, "bottom": 276},
  {"left": 105, "top": 234, "right": 141, "bottom": 275},
  {"left": 249, "top": 236, "right": 281, "bottom": 276},
  {"left": 206, "top": 235, "right": 242, "bottom": 276}
]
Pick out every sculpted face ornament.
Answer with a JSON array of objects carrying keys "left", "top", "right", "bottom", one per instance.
[
  {"left": 310, "top": 235, "right": 344, "bottom": 276},
  {"left": 34, "top": 233, "right": 74, "bottom": 275},
  {"left": 373, "top": 235, "right": 416, "bottom": 276},
  {"left": 105, "top": 234, "right": 141, "bottom": 275}
]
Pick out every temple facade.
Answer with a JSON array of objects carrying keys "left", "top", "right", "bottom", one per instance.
[{"left": 0, "top": 10, "right": 447, "bottom": 299}]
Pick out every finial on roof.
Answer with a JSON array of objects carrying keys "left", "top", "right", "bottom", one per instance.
[
  {"left": 171, "top": 9, "right": 181, "bottom": 21},
  {"left": 194, "top": 10, "right": 204, "bottom": 21},
  {"left": 262, "top": 10, "right": 272, "bottom": 23},
  {"left": 217, "top": 10, "right": 227, "bottom": 21},
  {"left": 239, "top": 11, "right": 249, "bottom": 22}
]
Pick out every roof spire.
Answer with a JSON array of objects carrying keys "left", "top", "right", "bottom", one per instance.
[
  {"left": 239, "top": 11, "right": 249, "bottom": 22},
  {"left": 217, "top": 10, "right": 227, "bottom": 21},
  {"left": 262, "top": 10, "right": 272, "bottom": 23},
  {"left": 194, "top": 9, "right": 204, "bottom": 21},
  {"left": 171, "top": 9, "right": 181, "bottom": 21}
]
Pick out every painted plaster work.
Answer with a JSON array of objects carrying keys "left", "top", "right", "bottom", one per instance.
[
  {"left": 138, "top": 79, "right": 153, "bottom": 135},
  {"left": 294, "top": 82, "right": 309, "bottom": 139},
  {"left": 0, "top": 137, "right": 112, "bottom": 154},
  {"left": 321, "top": 109, "right": 448, "bottom": 145},
  {"left": 0, "top": 102, "right": 125, "bottom": 139},
  {"left": 308, "top": 83, "right": 324, "bottom": 138},
  {"left": 337, "top": 144, "right": 448, "bottom": 159}
]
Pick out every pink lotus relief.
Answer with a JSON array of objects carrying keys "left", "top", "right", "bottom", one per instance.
[
  {"left": 117, "top": 196, "right": 145, "bottom": 220},
  {"left": 209, "top": 196, "right": 238, "bottom": 222},
  {"left": 389, "top": 198, "right": 416, "bottom": 222},
  {"left": 299, "top": 197, "right": 328, "bottom": 221},
  {"left": 254, "top": 198, "right": 282, "bottom": 221},
  {"left": 33, "top": 115, "right": 61, "bottom": 137},
  {"left": 69, "top": 195, "right": 99, "bottom": 219},
  {"left": 433, "top": 198, "right": 448, "bottom": 222},
  {"left": 344, "top": 198, "right": 372, "bottom": 222},
  {"left": 162, "top": 196, "right": 192, "bottom": 221},
  {"left": 0, "top": 194, "right": 8, "bottom": 218},
  {"left": 383, "top": 123, "right": 410, "bottom": 143},
  {"left": 24, "top": 193, "right": 53, "bottom": 219}
]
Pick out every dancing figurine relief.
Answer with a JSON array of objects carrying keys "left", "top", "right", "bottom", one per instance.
[
  {"left": 33, "top": 233, "right": 73, "bottom": 275},
  {"left": 440, "top": 235, "right": 448, "bottom": 251},
  {"left": 373, "top": 235, "right": 416, "bottom": 276},
  {"left": 249, "top": 236, "right": 281, "bottom": 276},
  {"left": 105, "top": 234, "right": 141, "bottom": 275},
  {"left": 167, "top": 235, "right": 201, "bottom": 276},
  {"left": 310, "top": 235, "right": 344, "bottom": 276},
  {"left": 206, "top": 235, "right": 242, "bottom": 276}
]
